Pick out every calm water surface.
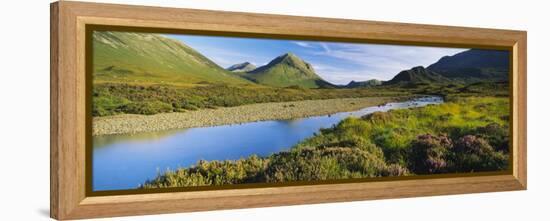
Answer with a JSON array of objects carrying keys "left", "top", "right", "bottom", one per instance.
[{"left": 93, "top": 96, "right": 443, "bottom": 191}]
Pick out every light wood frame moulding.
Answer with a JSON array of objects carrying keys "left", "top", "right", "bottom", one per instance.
[{"left": 50, "top": 1, "right": 527, "bottom": 220}]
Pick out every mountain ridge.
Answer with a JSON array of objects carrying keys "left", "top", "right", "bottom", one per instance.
[
  {"left": 427, "top": 49, "right": 509, "bottom": 80},
  {"left": 243, "top": 52, "right": 333, "bottom": 88},
  {"left": 345, "top": 79, "right": 383, "bottom": 88},
  {"left": 384, "top": 66, "right": 450, "bottom": 85},
  {"left": 385, "top": 49, "right": 510, "bottom": 85}
]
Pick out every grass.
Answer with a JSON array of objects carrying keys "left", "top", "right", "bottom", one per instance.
[
  {"left": 92, "top": 82, "right": 407, "bottom": 117},
  {"left": 298, "top": 96, "right": 509, "bottom": 165},
  {"left": 141, "top": 96, "right": 510, "bottom": 188},
  {"left": 379, "top": 81, "right": 509, "bottom": 98},
  {"left": 90, "top": 30, "right": 512, "bottom": 189}
]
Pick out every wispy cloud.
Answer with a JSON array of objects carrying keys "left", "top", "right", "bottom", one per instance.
[
  {"left": 305, "top": 42, "right": 466, "bottom": 82},
  {"left": 292, "top": 41, "right": 315, "bottom": 48},
  {"left": 311, "top": 63, "right": 388, "bottom": 84},
  {"left": 166, "top": 33, "right": 467, "bottom": 84}
]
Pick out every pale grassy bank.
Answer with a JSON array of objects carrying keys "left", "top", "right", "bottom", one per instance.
[{"left": 93, "top": 97, "right": 399, "bottom": 136}]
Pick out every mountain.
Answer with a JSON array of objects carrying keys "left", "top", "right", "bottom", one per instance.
[
  {"left": 427, "top": 49, "right": 509, "bottom": 80},
  {"left": 92, "top": 31, "right": 251, "bottom": 85},
  {"left": 244, "top": 53, "right": 332, "bottom": 88},
  {"left": 346, "top": 79, "right": 382, "bottom": 88},
  {"left": 384, "top": 66, "right": 450, "bottom": 85},
  {"left": 227, "top": 62, "right": 256, "bottom": 72}
]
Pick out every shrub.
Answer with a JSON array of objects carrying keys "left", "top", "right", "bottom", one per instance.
[
  {"left": 119, "top": 101, "right": 173, "bottom": 115},
  {"left": 450, "top": 135, "right": 508, "bottom": 172},
  {"left": 475, "top": 123, "right": 509, "bottom": 153},
  {"left": 92, "top": 83, "right": 406, "bottom": 117},
  {"left": 408, "top": 134, "right": 452, "bottom": 174},
  {"left": 141, "top": 96, "right": 510, "bottom": 188},
  {"left": 263, "top": 146, "right": 402, "bottom": 183},
  {"left": 92, "top": 96, "right": 130, "bottom": 116}
]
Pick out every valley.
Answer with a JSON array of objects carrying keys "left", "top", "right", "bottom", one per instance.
[{"left": 91, "top": 31, "right": 511, "bottom": 191}]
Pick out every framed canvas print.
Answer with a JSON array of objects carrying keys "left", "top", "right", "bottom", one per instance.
[{"left": 50, "top": 1, "right": 527, "bottom": 220}]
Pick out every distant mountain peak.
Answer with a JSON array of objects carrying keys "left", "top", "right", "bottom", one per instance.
[
  {"left": 242, "top": 53, "right": 332, "bottom": 88},
  {"left": 269, "top": 52, "right": 308, "bottom": 67},
  {"left": 227, "top": 62, "right": 256, "bottom": 72},
  {"left": 281, "top": 52, "right": 297, "bottom": 58},
  {"left": 346, "top": 79, "right": 382, "bottom": 88},
  {"left": 254, "top": 52, "right": 316, "bottom": 76}
]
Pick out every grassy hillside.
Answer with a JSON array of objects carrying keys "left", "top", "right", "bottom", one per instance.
[
  {"left": 244, "top": 53, "right": 332, "bottom": 88},
  {"left": 93, "top": 31, "right": 251, "bottom": 86},
  {"left": 141, "top": 96, "right": 509, "bottom": 188}
]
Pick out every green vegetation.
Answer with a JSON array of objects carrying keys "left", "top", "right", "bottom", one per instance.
[
  {"left": 92, "top": 83, "right": 406, "bottom": 116},
  {"left": 302, "top": 97, "right": 509, "bottom": 166},
  {"left": 93, "top": 97, "right": 394, "bottom": 136},
  {"left": 243, "top": 53, "right": 332, "bottom": 88},
  {"left": 93, "top": 31, "right": 250, "bottom": 86},
  {"left": 378, "top": 80, "right": 509, "bottom": 99},
  {"left": 141, "top": 96, "right": 509, "bottom": 188},
  {"left": 91, "top": 31, "right": 512, "bottom": 188}
]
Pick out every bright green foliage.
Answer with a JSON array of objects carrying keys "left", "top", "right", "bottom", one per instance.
[
  {"left": 301, "top": 96, "right": 509, "bottom": 166},
  {"left": 141, "top": 97, "right": 509, "bottom": 188}
]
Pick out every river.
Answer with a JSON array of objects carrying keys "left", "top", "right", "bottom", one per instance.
[{"left": 92, "top": 96, "right": 443, "bottom": 191}]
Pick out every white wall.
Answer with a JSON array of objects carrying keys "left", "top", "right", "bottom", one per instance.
[{"left": 0, "top": 0, "right": 548, "bottom": 220}]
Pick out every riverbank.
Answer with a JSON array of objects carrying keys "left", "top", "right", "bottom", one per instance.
[{"left": 93, "top": 96, "right": 402, "bottom": 136}]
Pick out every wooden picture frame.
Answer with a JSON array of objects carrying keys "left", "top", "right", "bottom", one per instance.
[{"left": 50, "top": 1, "right": 527, "bottom": 220}]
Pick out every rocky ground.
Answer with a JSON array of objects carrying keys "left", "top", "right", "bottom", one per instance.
[{"left": 93, "top": 97, "right": 398, "bottom": 136}]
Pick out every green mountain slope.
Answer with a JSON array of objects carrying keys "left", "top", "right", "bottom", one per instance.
[
  {"left": 93, "top": 31, "right": 251, "bottom": 86},
  {"left": 227, "top": 62, "right": 256, "bottom": 72},
  {"left": 384, "top": 66, "right": 450, "bottom": 85},
  {"left": 244, "top": 53, "right": 332, "bottom": 88},
  {"left": 427, "top": 49, "right": 509, "bottom": 81}
]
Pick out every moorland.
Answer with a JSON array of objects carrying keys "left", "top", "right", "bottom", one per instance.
[{"left": 91, "top": 31, "right": 510, "bottom": 188}]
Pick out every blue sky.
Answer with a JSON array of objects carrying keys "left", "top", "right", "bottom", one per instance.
[{"left": 167, "top": 34, "right": 468, "bottom": 85}]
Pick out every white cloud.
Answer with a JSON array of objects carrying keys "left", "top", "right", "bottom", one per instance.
[
  {"left": 311, "top": 63, "right": 387, "bottom": 85},
  {"left": 292, "top": 41, "right": 314, "bottom": 48},
  {"left": 306, "top": 42, "right": 467, "bottom": 82},
  {"left": 191, "top": 46, "right": 258, "bottom": 67},
  {"left": 166, "top": 33, "right": 468, "bottom": 84}
]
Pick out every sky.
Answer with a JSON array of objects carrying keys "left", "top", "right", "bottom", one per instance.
[{"left": 167, "top": 34, "right": 468, "bottom": 85}]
